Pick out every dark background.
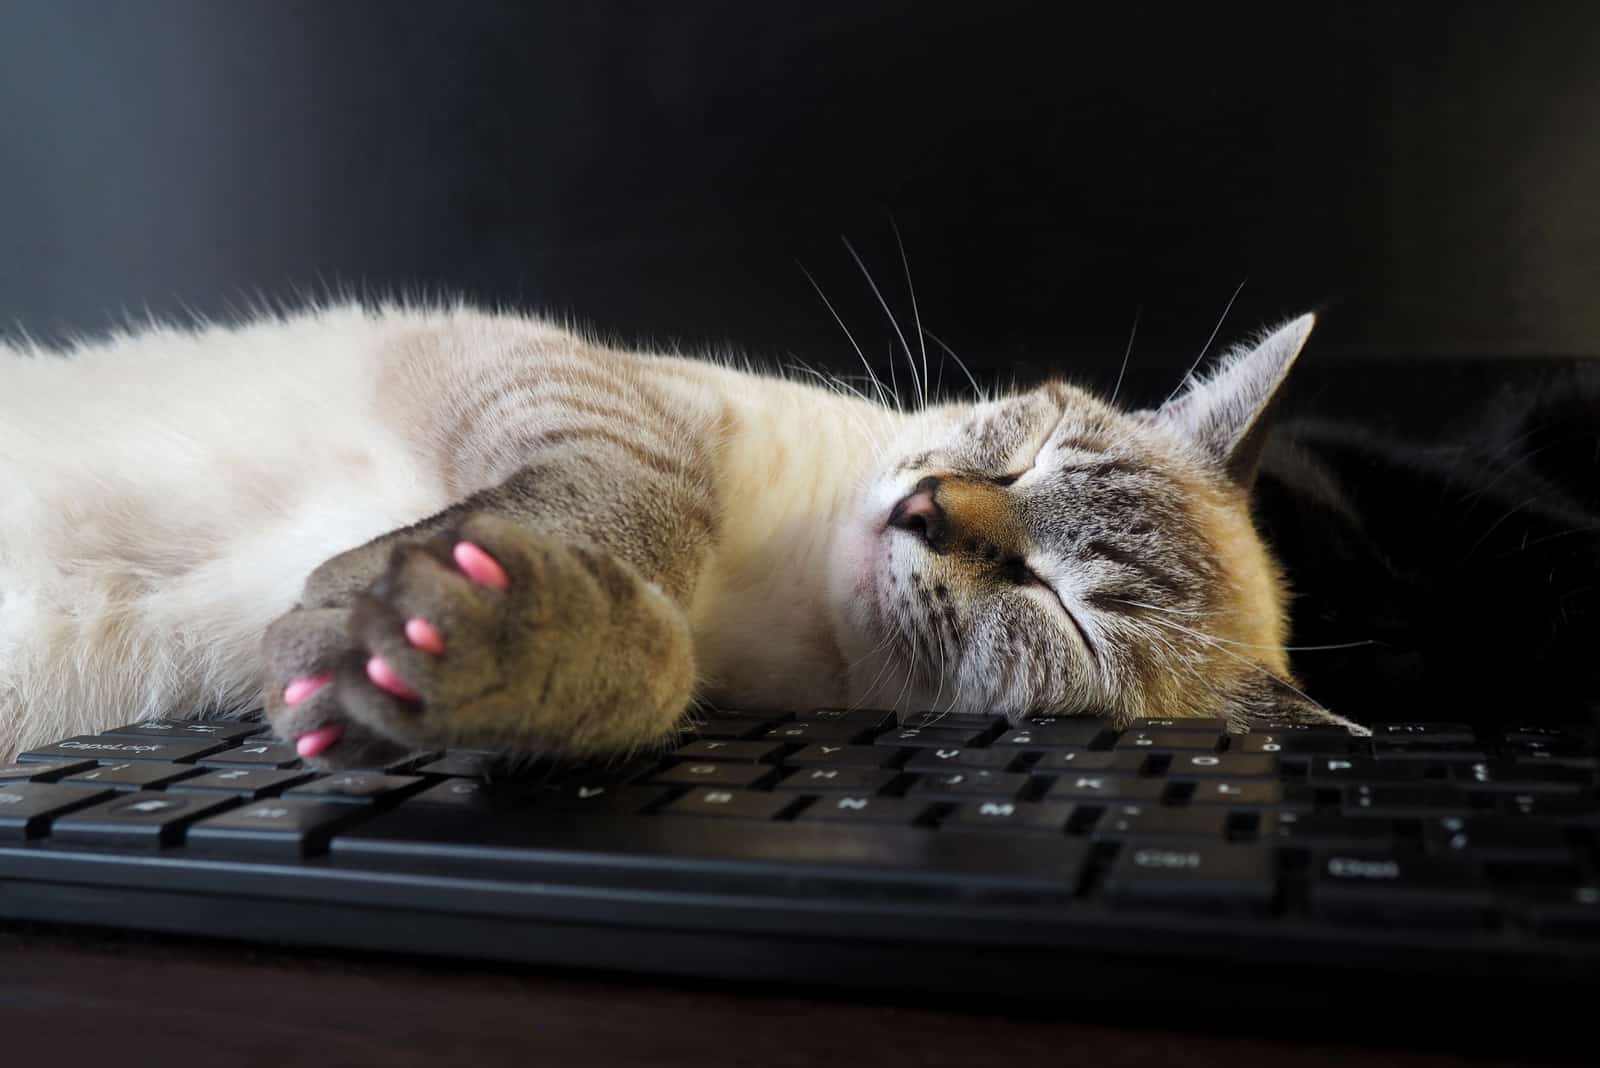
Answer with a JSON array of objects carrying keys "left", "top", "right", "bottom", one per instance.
[{"left": 3, "top": 0, "right": 1599, "bottom": 414}]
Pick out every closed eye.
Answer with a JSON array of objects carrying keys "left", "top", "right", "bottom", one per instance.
[{"left": 1001, "top": 557, "right": 1100, "bottom": 667}]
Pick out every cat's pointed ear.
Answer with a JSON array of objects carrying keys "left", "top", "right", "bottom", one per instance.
[{"left": 1155, "top": 313, "right": 1315, "bottom": 488}]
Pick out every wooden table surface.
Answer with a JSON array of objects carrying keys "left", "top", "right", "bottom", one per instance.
[{"left": 0, "top": 922, "right": 1584, "bottom": 1067}]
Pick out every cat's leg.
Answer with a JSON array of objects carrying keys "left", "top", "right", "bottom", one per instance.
[{"left": 260, "top": 459, "right": 712, "bottom": 768}]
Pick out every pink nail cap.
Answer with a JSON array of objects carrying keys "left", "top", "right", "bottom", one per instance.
[
  {"left": 366, "top": 655, "right": 420, "bottom": 700},
  {"left": 453, "top": 541, "right": 509, "bottom": 590},
  {"left": 404, "top": 617, "right": 445, "bottom": 654},
  {"left": 283, "top": 674, "right": 332, "bottom": 707},
  {"left": 296, "top": 723, "right": 345, "bottom": 758}
]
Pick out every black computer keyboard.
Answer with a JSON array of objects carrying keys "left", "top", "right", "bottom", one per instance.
[{"left": 3, "top": 707, "right": 1598, "bottom": 1006}]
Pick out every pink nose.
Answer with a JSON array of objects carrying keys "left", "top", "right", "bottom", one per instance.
[{"left": 887, "top": 476, "right": 947, "bottom": 548}]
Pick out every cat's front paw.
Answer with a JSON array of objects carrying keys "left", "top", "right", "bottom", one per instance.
[{"left": 263, "top": 514, "right": 548, "bottom": 769}]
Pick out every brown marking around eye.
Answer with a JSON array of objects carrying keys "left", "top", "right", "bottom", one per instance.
[{"left": 1083, "top": 539, "right": 1189, "bottom": 598}]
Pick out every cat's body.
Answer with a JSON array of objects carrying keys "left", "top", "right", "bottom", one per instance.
[{"left": 0, "top": 303, "right": 1355, "bottom": 767}]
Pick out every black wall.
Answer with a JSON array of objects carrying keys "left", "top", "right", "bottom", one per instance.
[{"left": 3, "top": 1, "right": 1599, "bottom": 397}]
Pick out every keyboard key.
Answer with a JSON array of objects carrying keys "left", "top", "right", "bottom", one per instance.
[
  {"left": 1516, "top": 886, "right": 1600, "bottom": 936},
  {"left": 904, "top": 747, "right": 1017, "bottom": 771},
  {"left": 1104, "top": 843, "right": 1275, "bottom": 910},
  {"left": 51, "top": 791, "right": 238, "bottom": 848},
  {"left": 1186, "top": 780, "right": 1284, "bottom": 806},
  {"left": 784, "top": 744, "right": 898, "bottom": 769},
  {"left": 166, "top": 767, "right": 314, "bottom": 799},
  {"left": 652, "top": 762, "right": 778, "bottom": 790},
  {"left": 779, "top": 767, "right": 895, "bottom": 793},
  {"left": 20, "top": 735, "right": 228, "bottom": 764},
  {"left": 661, "top": 788, "right": 798, "bottom": 821},
  {"left": 796, "top": 795, "right": 931, "bottom": 826},
  {"left": 944, "top": 800, "right": 1077, "bottom": 832},
  {"left": 0, "top": 783, "right": 116, "bottom": 839},
  {"left": 334, "top": 809, "right": 1088, "bottom": 897},
  {"left": 198, "top": 742, "right": 302, "bottom": 769},
  {"left": 1308, "top": 757, "right": 1427, "bottom": 785},
  {"left": 901, "top": 711, "right": 1003, "bottom": 730},
  {"left": 63, "top": 761, "right": 206, "bottom": 790},
  {"left": 763, "top": 722, "right": 875, "bottom": 745},
  {"left": 1167, "top": 753, "right": 1277, "bottom": 778},
  {"left": 187, "top": 798, "right": 370, "bottom": 857},
  {"left": 873, "top": 726, "right": 987, "bottom": 749},
  {"left": 1371, "top": 745, "right": 1486, "bottom": 763},
  {"left": 0, "top": 759, "right": 97, "bottom": 783},
  {"left": 1450, "top": 762, "right": 1591, "bottom": 795},
  {"left": 994, "top": 723, "right": 1107, "bottom": 748},
  {"left": 1497, "top": 796, "right": 1600, "bottom": 827},
  {"left": 1093, "top": 804, "right": 1229, "bottom": 839},
  {"left": 798, "top": 707, "right": 896, "bottom": 726},
  {"left": 101, "top": 719, "right": 266, "bottom": 742},
  {"left": 539, "top": 784, "right": 668, "bottom": 814},
  {"left": 1031, "top": 751, "right": 1148, "bottom": 774},
  {"left": 906, "top": 769, "right": 1029, "bottom": 800},
  {"left": 672, "top": 739, "right": 787, "bottom": 763},
  {"left": 412, "top": 751, "right": 500, "bottom": 777},
  {"left": 1311, "top": 851, "right": 1492, "bottom": 927},
  {"left": 1236, "top": 732, "right": 1355, "bottom": 756},
  {"left": 1045, "top": 774, "right": 1167, "bottom": 803},
  {"left": 689, "top": 719, "right": 769, "bottom": 740},
  {"left": 1422, "top": 816, "right": 1574, "bottom": 864},
  {"left": 1115, "top": 730, "right": 1221, "bottom": 752},
  {"left": 285, "top": 772, "right": 426, "bottom": 805},
  {"left": 1373, "top": 722, "right": 1476, "bottom": 745},
  {"left": 406, "top": 778, "right": 501, "bottom": 807},
  {"left": 1270, "top": 812, "right": 1406, "bottom": 850},
  {"left": 1343, "top": 785, "right": 1471, "bottom": 818},
  {"left": 1127, "top": 718, "right": 1228, "bottom": 732}
]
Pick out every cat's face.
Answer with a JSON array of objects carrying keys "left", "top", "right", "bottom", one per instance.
[{"left": 833, "top": 315, "right": 1351, "bottom": 729}]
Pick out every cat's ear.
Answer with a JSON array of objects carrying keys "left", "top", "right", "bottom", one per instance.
[
  {"left": 1222, "top": 671, "right": 1370, "bottom": 736},
  {"left": 1154, "top": 313, "right": 1315, "bottom": 488}
]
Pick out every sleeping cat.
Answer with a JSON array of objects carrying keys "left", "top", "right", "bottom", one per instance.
[{"left": 0, "top": 304, "right": 1362, "bottom": 767}]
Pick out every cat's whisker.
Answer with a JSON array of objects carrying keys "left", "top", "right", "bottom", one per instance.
[
  {"left": 797, "top": 261, "right": 896, "bottom": 412},
  {"left": 1107, "top": 597, "right": 1380, "bottom": 653},
  {"left": 1108, "top": 305, "right": 1141, "bottom": 408},
  {"left": 888, "top": 218, "right": 931, "bottom": 411},
  {"left": 841, "top": 236, "right": 924, "bottom": 411},
  {"left": 1162, "top": 276, "right": 1248, "bottom": 407},
  {"left": 921, "top": 329, "right": 986, "bottom": 404}
]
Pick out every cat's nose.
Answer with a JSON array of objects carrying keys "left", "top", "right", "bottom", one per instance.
[{"left": 887, "top": 476, "right": 947, "bottom": 550}]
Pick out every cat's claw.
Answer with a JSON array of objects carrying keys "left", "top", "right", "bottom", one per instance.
[
  {"left": 283, "top": 674, "right": 332, "bottom": 706},
  {"left": 404, "top": 617, "right": 445, "bottom": 654},
  {"left": 295, "top": 723, "right": 345, "bottom": 758},
  {"left": 452, "top": 541, "right": 509, "bottom": 591},
  {"left": 366, "top": 655, "right": 420, "bottom": 700}
]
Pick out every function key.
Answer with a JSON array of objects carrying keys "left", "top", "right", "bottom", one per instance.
[
  {"left": 285, "top": 772, "right": 426, "bottom": 805},
  {"left": 652, "top": 762, "right": 778, "bottom": 790},
  {"left": 187, "top": 798, "right": 369, "bottom": 857},
  {"left": 1166, "top": 753, "right": 1277, "bottom": 778},
  {"left": 1372, "top": 723, "right": 1477, "bottom": 745},
  {"left": 198, "top": 742, "right": 302, "bottom": 769},
  {"left": 672, "top": 739, "right": 787, "bottom": 764},
  {"left": 20, "top": 735, "right": 228, "bottom": 764},
  {"left": 795, "top": 795, "right": 931, "bottom": 826},
  {"left": 1103, "top": 843, "right": 1276, "bottom": 910},
  {"left": 873, "top": 726, "right": 988, "bottom": 749},
  {"left": 62, "top": 762, "right": 205, "bottom": 790},
  {"left": 1045, "top": 774, "right": 1167, "bottom": 803},
  {"left": 904, "top": 747, "right": 1017, "bottom": 771},
  {"left": 779, "top": 767, "right": 895, "bottom": 794},
  {"left": 0, "top": 783, "right": 116, "bottom": 839},
  {"left": 1127, "top": 718, "right": 1228, "bottom": 732},
  {"left": 50, "top": 791, "right": 238, "bottom": 848},
  {"left": 660, "top": 787, "right": 798, "bottom": 821},
  {"left": 783, "top": 744, "right": 897, "bottom": 769},
  {"left": 167, "top": 767, "right": 314, "bottom": 799},
  {"left": 944, "top": 800, "right": 1077, "bottom": 832},
  {"left": 1114, "top": 731, "right": 1221, "bottom": 752},
  {"left": 102, "top": 719, "right": 266, "bottom": 743},
  {"left": 0, "top": 759, "right": 97, "bottom": 783}
]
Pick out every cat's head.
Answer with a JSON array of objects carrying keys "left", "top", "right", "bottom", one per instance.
[{"left": 832, "top": 314, "right": 1359, "bottom": 731}]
